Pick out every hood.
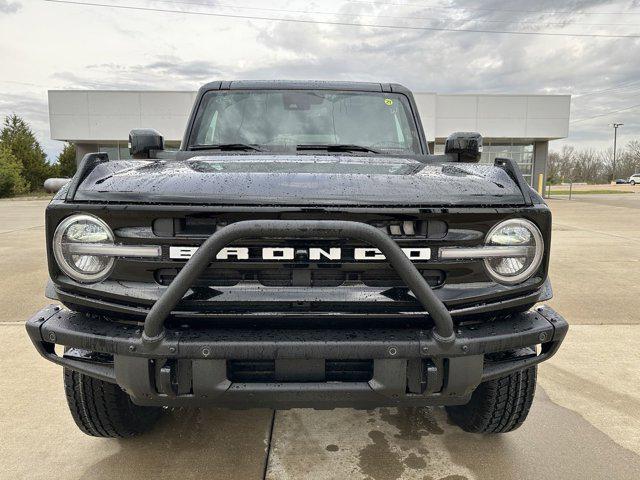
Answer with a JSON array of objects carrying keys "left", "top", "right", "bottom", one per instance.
[{"left": 73, "top": 155, "right": 526, "bottom": 206}]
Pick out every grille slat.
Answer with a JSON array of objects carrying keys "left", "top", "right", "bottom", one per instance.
[
  {"left": 227, "top": 360, "right": 276, "bottom": 382},
  {"left": 156, "top": 217, "right": 447, "bottom": 239},
  {"left": 157, "top": 268, "right": 443, "bottom": 288},
  {"left": 325, "top": 360, "right": 373, "bottom": 382},
  {"left": 227, "top": 360, "right": 374, "bottom": 383}
]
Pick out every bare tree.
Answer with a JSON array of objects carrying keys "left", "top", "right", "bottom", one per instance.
[
  {"left": 598, "top": 148, "right": 614, "bottom": 181},
  {"left": 572, "top": 149, "right": 604, "bottom": 183},
  {"left": 625, "top": 140, "right": 640, "bottom": 176},
  {"left": 549, "top": 140, "right": 640, "bottom": 184},
  {"left": 548, "top": 145, "right": 576, "bottom": 183}
]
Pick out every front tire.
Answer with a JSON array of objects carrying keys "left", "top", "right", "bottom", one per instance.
[
  {"left": 631, "top": 180, "right": 636, "bottom": 185},
  {"left": 446, "top": 349, "right": 537, "bottom": 434},
  {"left": 64, "top": 369, "right": 162, "bottom": 437}
]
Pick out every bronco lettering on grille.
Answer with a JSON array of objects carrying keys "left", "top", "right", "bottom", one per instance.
[{"left": 168, "top": 246, "right": 431, "bottom": 261}]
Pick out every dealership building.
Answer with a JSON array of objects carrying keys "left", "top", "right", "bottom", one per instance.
[{"left": 48, "top": 90, "right": 571, "bottom": 187}]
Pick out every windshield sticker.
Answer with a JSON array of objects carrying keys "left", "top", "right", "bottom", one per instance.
[{"left": 384, "top": 98, "right": 393, "bottom": 106}]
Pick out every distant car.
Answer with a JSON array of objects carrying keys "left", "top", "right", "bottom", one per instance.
[
  {"left": 615, "top": 179, "right": 629, "bottom": 184},
  {"left": 629, "top": 174, "right": 640, "bottom": 185}
]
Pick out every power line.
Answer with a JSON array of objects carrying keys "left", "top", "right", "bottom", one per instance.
[
  {"left": 571, "top": 103, "right": 640, "bottom": 124},
  {"left": 155, "top": 0, "right": 640, "bottom": 28},
  {"left": 43, "top": 0, "right": 640, "bottom": 38},
  {"left": 340, "top": 0, "right": 640, "bottom": 16},
  {"left": 574, "top": 79, "right": 640, "bottom": 98}
]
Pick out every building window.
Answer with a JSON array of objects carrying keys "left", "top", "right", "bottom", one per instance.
[
  {"left": 434, "top": 140, "right": 535, "bottom": 185},
  {"left": 98, "top": 143, "right": 120, "bottom": 160},
  {"left": 98, "top": 140, "right": 181, "bottom": 160},
  {"left": 119, "top": 144, "right": 132, "bottom": 160}
]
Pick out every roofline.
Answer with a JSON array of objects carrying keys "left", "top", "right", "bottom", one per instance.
[
  {"left": 48, "top": 89, "right": 196, "bottom": 94},
  {"left": 48, "top": 89, "right": 571, "bottom": 98},
  {"left": 204, "top": 80, "right": 385, "bottom": 90},
  {"left": 431, "top": 93, "right": 572, "bottom": 98},
  {"left": 197, "top": 80, "right": 417, "bottom": 94}
]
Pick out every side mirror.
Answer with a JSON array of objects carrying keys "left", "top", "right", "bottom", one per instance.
[
  {"left": 444, "top": 132, "right": 483, "bottom": 163},
  {"left": 129, "top": 129, "right": 164, "bottom": 159},
  {"left": 44, "top": 178, "right": 71, "bottom": 193}
]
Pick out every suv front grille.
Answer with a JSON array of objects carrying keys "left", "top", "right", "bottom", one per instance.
[
  {"left": 156, "top": 268, "right": 444, "bottom": 288},
  {"left": 153, "top": 216, "right": 447, "bottom": 239},
  {"left": 257, "top": 270, "right": 347, "bottom": 287},
  {"left": 361, "top": 269, "right": 444, "bottom": 288}
]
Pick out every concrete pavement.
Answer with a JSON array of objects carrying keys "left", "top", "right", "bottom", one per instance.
[
  {"left": 0, "top": 199, "right": 50, "bottom": 324},
  {"left": 1, "top": 195, "right": 639, "bottom": 480},
  {"left": 546, "top": 195, "right": 640, "bottom": 324},
  {"left": 0, "top": 324, "right": 274, "bottom": 480}
]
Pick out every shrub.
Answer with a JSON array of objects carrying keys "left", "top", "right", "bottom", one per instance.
[
  {"left": 0, "top": 114, "right": 53, "bottom": 191},
  {"left": 0, "top": 146, "right": 28, "bottom": 197}
]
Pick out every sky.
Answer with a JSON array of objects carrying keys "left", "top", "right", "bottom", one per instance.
[{"left": 1, "top": 0, "right": 640, "bottom": 161}]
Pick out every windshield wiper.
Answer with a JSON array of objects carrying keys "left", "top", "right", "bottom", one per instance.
[
  {"left": 190, "top": 143, "right": 263, "bottom": 151},
  {"left": 296, "top": 144, "right": 380, "bottom": 154}
]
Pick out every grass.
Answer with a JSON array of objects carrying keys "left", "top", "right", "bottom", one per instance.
[
  {"left": 547, "top": 189, "right": 634, "bottom": 195},
  {"left": 9, "top": 190, "right": 54, "bottom": 200}
]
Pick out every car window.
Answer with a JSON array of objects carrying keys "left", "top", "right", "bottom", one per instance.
[{"left": 190, "top": 90, "right": 422, "bottom": 154}]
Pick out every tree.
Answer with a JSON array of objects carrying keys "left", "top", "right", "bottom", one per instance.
[
  {"left": 572, "top": 149, "right": 605, "bottom": 183},
  {"left": 0, "top": 114, "right": 52, "bottom": 191},
  {"left": 0, "top": 146, "right": 27, "bottom": 197},
  {"left": 547, "top": 145, "right": 575, "bottom": 184},
  {"left": 598, "top": 148, "right": 615, "bottom": 182},
  {"left": 55, "top": 142, "right": 77, "bottom": 178},
  {"left": 625, "top": 140, "right": 640, "bottom": 176},
  {"left": 628, "top": 139, "right": 640, "bottom": 161}
]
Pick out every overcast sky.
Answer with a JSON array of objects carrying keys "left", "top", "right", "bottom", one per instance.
[{"left": 1, "top": 0, "right": 640, "bottom": 160}]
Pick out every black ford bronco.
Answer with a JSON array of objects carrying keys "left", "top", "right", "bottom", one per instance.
[{"left": 27, "top": 81, "right": 567, "bottom": 437}]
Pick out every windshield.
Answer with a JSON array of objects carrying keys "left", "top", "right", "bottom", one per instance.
[{"left": 189, "top": 90, "right": 422, "bottom": 154}]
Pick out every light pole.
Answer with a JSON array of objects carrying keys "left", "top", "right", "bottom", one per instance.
[{"left": 611, "top": 122, "right": 623, "bottom": 181}]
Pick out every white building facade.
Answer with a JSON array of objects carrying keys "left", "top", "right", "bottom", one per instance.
[{"left": 48, "top": 90, "right": 570, "bottom": 186}]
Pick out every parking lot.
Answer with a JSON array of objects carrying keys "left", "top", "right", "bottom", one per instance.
[{"left": 1, "top": 194, "right": 639, "bottom": 480}]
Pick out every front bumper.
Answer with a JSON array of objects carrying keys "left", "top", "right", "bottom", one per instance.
[
  {"left": 29, "top": 219, "right": 567, "bottom": 408},
  {"left": 26, "top": 304, "right": 567, "bottom": 409}
]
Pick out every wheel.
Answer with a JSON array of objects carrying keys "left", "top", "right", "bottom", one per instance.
[
  {"left": 64, "top": 368, "right": 163, "bottom": 437},
  {"left": 446, "top": 348, "right": 537, "bottom": 434},
  {"left": 631, "top": 180, "right": 636, "bottom": 185}
]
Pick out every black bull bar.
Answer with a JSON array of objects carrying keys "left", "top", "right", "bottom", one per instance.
[
  {"left": 25, "top": 220, "right": 568, "bottom": 407},
  {"left": 142, "top": 220, "right": 456, "bottom": 345}
]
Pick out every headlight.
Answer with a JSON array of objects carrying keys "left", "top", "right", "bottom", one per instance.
[
  {"left": 53, "top": 214, "right": 115, "bottom": 283},
  {"left": 484, "top": 219, "right": 544, "bottom": 285}
]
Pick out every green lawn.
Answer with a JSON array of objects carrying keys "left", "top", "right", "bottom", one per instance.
[{"left": 547, "top": 189, "right": 635, "bottom": 195}]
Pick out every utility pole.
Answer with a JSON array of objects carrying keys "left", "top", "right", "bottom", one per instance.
[{"left": 611, "top": 122, "right": 623, "bottom": 181}]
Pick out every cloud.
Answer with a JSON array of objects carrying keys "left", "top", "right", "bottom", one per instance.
[
  {"left": 52, "top": 57, "right": 226, "bottom": 91},
  {"left": 3, "top": 0, "right": 640, "bottom": 153},
  {"left": 0, "top": 0, "right": 21, "bottom": 14}
]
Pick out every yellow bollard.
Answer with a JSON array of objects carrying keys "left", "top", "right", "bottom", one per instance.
[{"left": 537, "top": 174, "right": 544, "bottom": 195}]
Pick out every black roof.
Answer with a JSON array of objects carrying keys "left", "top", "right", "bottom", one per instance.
[{"left": 198, "top": 80, "right": 412, "bottom": 94}]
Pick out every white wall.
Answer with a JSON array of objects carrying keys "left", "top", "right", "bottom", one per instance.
[
  {"left": 414, "top": 93, "right": 571, "bottom": 141},
  {"left": 48, "top": 90, "right": 197, "bottom": 142},
  {"left": 49, "top": 90, "right": 570, "bottom": 143}
]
